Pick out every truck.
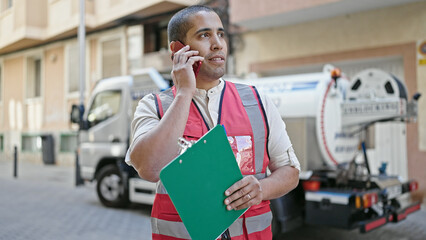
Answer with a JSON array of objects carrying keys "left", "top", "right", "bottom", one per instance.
[
  {"left": 71, "top": 65, "right": 421, "bottom": 235},
  {"left": 71, "top": 68, "right": 169, "bottom": 207}
]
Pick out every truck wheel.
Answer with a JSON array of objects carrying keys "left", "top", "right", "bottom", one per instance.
[{"left": 96, "top": 165, "right": 129, "bottom": 208}]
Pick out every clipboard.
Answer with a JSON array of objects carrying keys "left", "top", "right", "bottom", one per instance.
[{"left": 159, "top": 125, "right": 247, "bottom": 240}]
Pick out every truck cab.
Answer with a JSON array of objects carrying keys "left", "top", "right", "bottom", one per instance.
[{"left": 71, "top": 68, "right": 169, "bottom": 208}]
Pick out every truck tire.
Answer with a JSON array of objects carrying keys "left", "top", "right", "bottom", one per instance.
[{"left": 96, "top": 164, "right": 129, "bottom": 208}]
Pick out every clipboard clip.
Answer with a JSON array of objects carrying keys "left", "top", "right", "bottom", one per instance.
[{"left": 177, "top": 137, "right": 196, "bottom": 154}]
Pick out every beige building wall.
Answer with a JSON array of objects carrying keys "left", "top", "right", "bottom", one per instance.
[
  {"left": 3, "top": 56, "right": 24, "bottom": 132},
  {"left": 2, "top": 56, "right": 25, "bottom": 159},
  {"left": 0, "top": 60, "right": 3, "bottom": 129},
  {"left": 44, "top": 46, "right": 66, "bottom": 130},
  {"left": 230, "top": 0, "right": 338, "bottom": 24},
  {"left": 0, "top": 40, "right": 86, "bottom": 163},
  {"left": 234, "top": 1, "right": 426, "bottom": 198},
  {"left": 0, "top": 26, "right": 138, "bottom": 164},
  {"left": 235, "top": 2, "right": 426, "bottom": 73},
  {"left": 89, "top": 38, "right": 98, "bottom": 89},
  {"left": 27, "top": 0, "right": 47, "bottom": 29}
]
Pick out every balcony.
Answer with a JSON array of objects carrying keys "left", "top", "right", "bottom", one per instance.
[
  {"left": 0, "top": 0, "right": 195, "bottom": 55},
  {"left": 229, "top": 0, "right": 423, "bottom": 30},
  {"left": 0, "top": 0, "right": 47, "bottom": 54},
  {"left": 93, "top": 0, "right": 194, "bottom": 28}
]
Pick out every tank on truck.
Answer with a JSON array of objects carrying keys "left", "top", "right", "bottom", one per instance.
[
  {"left": 229, "top": 65, "right": 421, "bottom": 170},
  {"left": 229, "top": 65, "right": 422, "bottom": 234}
]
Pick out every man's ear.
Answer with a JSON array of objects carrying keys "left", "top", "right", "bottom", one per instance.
[
  {"left": 170, "top": 41, "right": 185, "bottom": 54},
  {"left": 170, "top": 41, "right": 177, "bottom": 53}
]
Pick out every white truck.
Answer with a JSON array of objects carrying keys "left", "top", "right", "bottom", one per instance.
[
  {"left": 71, "top": 65, "right": 421, "bottom": 235},
  {"left": 71, "top": 68, "right": 169, "bottom": 207}
]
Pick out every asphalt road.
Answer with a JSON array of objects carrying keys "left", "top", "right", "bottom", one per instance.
[{"left": 1, "top": 160, "right": 425, "bottom": 240}]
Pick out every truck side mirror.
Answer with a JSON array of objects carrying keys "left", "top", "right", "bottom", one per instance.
[{"left": 70, "top": 104, "right": 81, "bottom": 124}]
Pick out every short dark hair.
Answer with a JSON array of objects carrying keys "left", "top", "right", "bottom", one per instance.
[{"left": 167, "top": 5, "right": 215, "bottom": 43}]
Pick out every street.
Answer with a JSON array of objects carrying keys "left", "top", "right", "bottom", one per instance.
[{"left": 1, "top": 160, "right": 425, "bottom": 240}]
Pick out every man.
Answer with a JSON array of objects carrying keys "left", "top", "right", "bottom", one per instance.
[{"left": 127, "top": 5, "right": 300, "bottom": 240}]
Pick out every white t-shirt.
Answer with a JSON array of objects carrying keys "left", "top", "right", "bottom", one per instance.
[{"left": 127, "top": 79, "right": 300, "bottom": 172}]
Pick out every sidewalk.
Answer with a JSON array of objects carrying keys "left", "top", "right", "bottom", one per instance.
[
  {"left": 0, "top": 159, "right": 76, "bottom": 187},
  {"left": 0, "top": 159, "right": 153, "bottom": 240}
]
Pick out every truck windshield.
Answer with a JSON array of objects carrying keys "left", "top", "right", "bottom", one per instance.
[{"left": 87, "top": 90, "right": 121, "bottom": 128}]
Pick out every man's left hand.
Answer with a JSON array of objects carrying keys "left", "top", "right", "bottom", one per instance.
[{"left": 224, "top": 175, "right": 263, "bottom": 211}]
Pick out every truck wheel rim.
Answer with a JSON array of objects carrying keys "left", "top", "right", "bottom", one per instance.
[{"left": 100, "top": 174, "right": 121, "bottom": 201}]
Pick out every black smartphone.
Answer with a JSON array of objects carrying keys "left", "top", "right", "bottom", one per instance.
[{"left": 171, "top": 41, "right": 202, "bottom": 77}]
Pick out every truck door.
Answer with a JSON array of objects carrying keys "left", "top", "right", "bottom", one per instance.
[{"left": 79, "top": 88, "right": 129, "bottom": 180}]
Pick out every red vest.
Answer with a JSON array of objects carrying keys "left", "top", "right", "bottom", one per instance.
[{"left": 151, "top": 81, "right": 272, "bottom": 240}]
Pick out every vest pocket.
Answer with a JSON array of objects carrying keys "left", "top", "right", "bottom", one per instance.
[
  {"left": 227, "top": 135, "right": 255, "bottom": 175},
  {"left": 183, "top": 118, "right": 203, "bottom": 140}
]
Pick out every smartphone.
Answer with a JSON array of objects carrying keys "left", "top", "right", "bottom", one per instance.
[{"left": 171, "top": 41, "right": 202, "bottom": 77}]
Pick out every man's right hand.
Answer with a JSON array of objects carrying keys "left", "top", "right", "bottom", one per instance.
[
  {"left": 171, "top": 45, "right": 204, "bottom": 96},
  {"left": 130, "top": 45, "right": 203, "bottom": 182}
]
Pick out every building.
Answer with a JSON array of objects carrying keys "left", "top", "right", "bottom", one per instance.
[
  {"left": 0, "top": 0, "right": 200, "bottom": 165},
  {"left": 1, "top": 0, "right": 425, "bottom": 199},
  {"left": 229, "top": 0, "right": 426, "bottom": 198}
]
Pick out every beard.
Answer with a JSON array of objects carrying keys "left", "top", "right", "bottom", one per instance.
[
  {"left": 197, "top": 61, "right": 226, "bottom": 81},
  {"left": 196, "top": 51, "right": 227, "bottom": 80}
]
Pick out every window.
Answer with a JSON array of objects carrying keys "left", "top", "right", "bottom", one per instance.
[
  {"left": 101, "top": 38, "right": 122, "bottom": 78},
  {"left": 60, "top": 132, "right": 78, "bottom": 152},
  {"left": 67, "top": 43, "right": 80, "bottom": 93},
  {"left": 127, "top": 25, "right": 143, "bottom": 70},
  {"left": 21, "top": 134, "right": 41, "bottom": 152},
  {"left": 87, "top": 90, "right": 121, "bottom": 128},
  {"left": 144, "top": 19, "right": 169, "bottom": 53},
  {"left": 26, "top": 57, "right": 42, "bottom": 99}
]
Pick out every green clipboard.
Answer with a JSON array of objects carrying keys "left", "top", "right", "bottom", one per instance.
[{"left": 159, "top": 125, "right": 247, "bottom": 240}]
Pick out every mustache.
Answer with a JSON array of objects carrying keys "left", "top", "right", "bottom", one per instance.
[{"left": 204, "top": 52, "right": 226, "bottom": 60}]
